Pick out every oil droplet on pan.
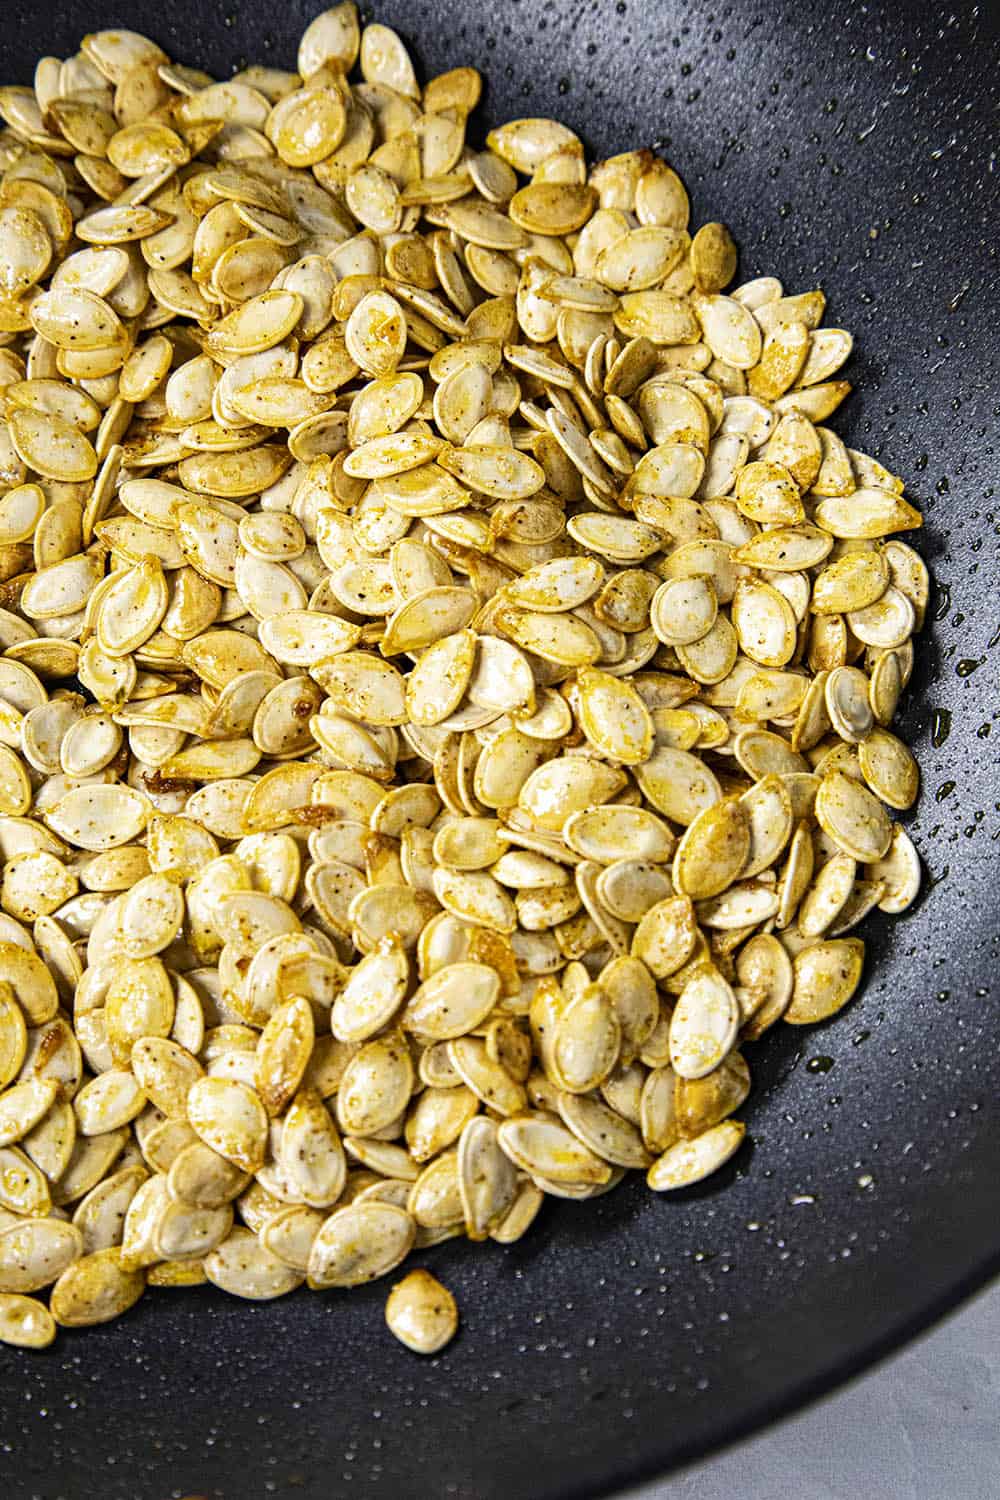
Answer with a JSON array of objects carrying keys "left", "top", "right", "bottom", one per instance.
[
  {"left": 931, "top": 707, "right": 951, "bottom": 746},
  {"left": 933, "top": 583, "right": 951, "bottom": 621},
  {"left": 806, "top": 1055, "right": 835, "bottom": 1074}
]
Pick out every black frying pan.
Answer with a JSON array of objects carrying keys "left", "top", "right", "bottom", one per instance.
[{"left": 2, "top": 2, "right": 999, "bottom": 1496}]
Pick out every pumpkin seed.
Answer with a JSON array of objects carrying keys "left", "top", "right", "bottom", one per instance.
[
  {"left": 0, "top": 1215, "right": 82, "bottom": 1293},
  {"left": 281, "top": 1089, "right": 347, "bottom": 1209},
  {"left": 446, "top": 1037, "right": 526, "bottom": 1115},
  {"left": 647, "top": 1120, "right": 744, "bottom": 1190},
  {"left": 558, "top": 1090, "right": 651, "bottom": 1169},
  {"left": 497, "top": 1112, "right": 611, "bottom": 1186},
  {"left": 0, "top": 1291, "right": 56, "bottom": 1348},
  {"left": 205, "top": 1226, "right": 303, "bottom": 1299},
  {"left": 815, "top": 768, "right": 893, "bottom": 862},
  {"left": 457, "top": 1115, "right": 518, "bottom": 1240},
  {"left": 798, "top": 853, "right": 857, "bottom": 937},
  {"left": 403, "top": 961, "right": 500, "bottom": 1039},
  {"left": 669, "top": 968, "right": 739, "bottom": 1079},
  {"left": 857, "top": 728, "right": 920, "bottom": 811},
  {"left": 672, "top": 800, "right": 750, "bottom": 900},
  {"left": 186, "top": 1077, "right": 267, "bottom": 1173},
  {"left": 384, "top": 1267, "right": 458, "bottom": 1353},
  {"left": 551, "top": 985, "right": 621, "bottom": 1093},
  {"left": 307, "top": 1200, "right": 415, "bottom": 1288},
  {"left": 167, "top": 1141, "right": 245, "bottom": 1210},
  {"left": 50, "top": 1245, "right": 144, "bottom": 1326},
  {"left": 785, "top": 938, "right": 864, "bottom": 1024}
]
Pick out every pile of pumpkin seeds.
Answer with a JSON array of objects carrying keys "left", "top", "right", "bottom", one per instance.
[{"left": 0, "top": 5, "right": 926, "bottom": 1355}]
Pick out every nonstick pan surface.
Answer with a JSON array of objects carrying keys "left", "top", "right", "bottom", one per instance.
[{"left": 1, "top": 2, "right": 998, "bottom": 1497}]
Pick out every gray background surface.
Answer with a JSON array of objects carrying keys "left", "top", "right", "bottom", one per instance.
[{"left": 636, "top": 1281, "right": 1000, "bottom": 1499}]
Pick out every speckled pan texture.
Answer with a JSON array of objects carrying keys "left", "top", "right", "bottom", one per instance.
[{"left": 1, "top": 2, "right": 998, "bottom": 1498}]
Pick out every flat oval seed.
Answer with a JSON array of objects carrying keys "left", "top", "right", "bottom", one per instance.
[
  {"left": 336, "top": 1033, "right": 413, "bottom": 1136},
  {"left": 575, "top": 668, "right": 653, "bottom": 764},
  {"left": 119, "top": 874, "right": 184, "bottom": 957},
  {"left": 869, "top": 825, "right": 921, "bottom": 915},
  {"left": 497, "top": 1113, "right": 611, "bottom": 1186},
  {"left": 0, "top": 1143, "right": 50, "bottom": 1214},
  {"left": 307, "top": 1201, "right": 415, "bottom": 1289},
  {"left": 254, "top": 998, "right": 314, "bottom": 1117},
  {"left": 565, "top": 806, "right": 674, "bottom": 864},
  {"left": 857, "top": 728, "right": 920, "bottom": 811},
  {"left": 432, "top": 868, "right": 516, "bottom": 934},
  {"left": 0, "top": 1217, "right": 82, "bottom": 1293},
  {"left": 815, "top": 769, "right": 893, "bottom": 862},
  {"left": 668, "top": 969, "right": 739, "bottom": 1080},
  {"left": 168, "top": 1142, "right": 247, "bottom": 1210},
  {"left": 9, "top": 409, "right": 97, "bottom": 482},
  {"left": 403, "top": 962, "right": 500, "bottom": 1040},
  {"left": 456, "top": 1116, "right": 518, "bottom": 1240},
  {"left": 281, "top": 1089, "right": 346, "bottom": 1209},
  {"left": 46, "top": 784, "right": 149, "bottom": 851},
  {"left": 631, "top": 895, "right": 698, "bottom": 979},
  {"left": 785, "top": 938, "right": 865, "bottom": 1024},
  {"left": 331, "top": 940, "right": 409, "bottom": 1044},
  {"left": 647, "top": 1121, "right": 745, "bottom": 1190},
  {"left": 0, "top": 1077, "right": 59, "bottom": 1146},
  {"left": 551, "top": 987, "right": 621, "bottom": 1093},
  {"left": 447, "top": 1037, "right": 527, "bottom": 1117},
  {"left": 0, "top": 1292, "right": 56, "bottom": 1348},
  {"left": 385, "top": 1269, "right": 458, "bottom": 1353},
  {"left": 74, "top": 1070, "right": 145, "bottom": 1135},
  {"left": 635, "top": 747, "right": 720, "bottom": 827},
  {"left": 131, "top": 1038, "right": 203, "bottom": 1120},
  {"left": 205, "top": 1227, "right": 303, "bottom": 1300},
  {"left": 798, "top": 853, "right": 857, "bottom": 937},
  {"left": 672, "top": 800, "right": 750, "bottom": 900},
  {"left": 405, "top": 629, "right": 477, "bottom": 726},
  {"left": 557, "top": 1092, "right": 651, "bottom": 1169},
  {"left": 651, "top": 576, "right": 717, "bottom": 647},
  {"left": 50, "top": 1247, "right": 144, "bottom": 1327},
  {"left": 186, "top": 1077, "right": 268, "bottom": 1173}
]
